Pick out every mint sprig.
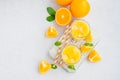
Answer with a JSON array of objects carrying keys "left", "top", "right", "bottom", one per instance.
[{"left": 46, "top": 7, "right": 56, "bottom": 22}]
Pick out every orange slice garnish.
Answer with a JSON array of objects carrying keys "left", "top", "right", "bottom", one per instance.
[
  {"left": 71, "top": 20, "right": 90, "bottom": 40},
  {"left": 62, "top": 45, "right": 81, "bottom": 64}
]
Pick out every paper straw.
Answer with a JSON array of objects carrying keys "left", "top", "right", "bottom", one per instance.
[
  {"left": 59, "top": 27, "right": 71, "bottom": 66},
  {"left": 54, "top": 26, "right": 71, "bottom": 64}
]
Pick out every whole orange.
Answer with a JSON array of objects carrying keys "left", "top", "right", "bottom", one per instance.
[
  {"left": 70, "top": 0, "right": 90, "bottom": 18},
  {"left": 56, "top": 0, "right": 73, "bottom": 6}
]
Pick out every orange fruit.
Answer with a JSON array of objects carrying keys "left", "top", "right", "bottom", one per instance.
[
  {"left": 56, "top": 0, "right": 73, "bottom": 6},
  {"left": 46, "top": 27, "right": 58, "bottom": 38},
  {"left": 70, "top": 0, "right": 90, "bottom": 18},
  {"left": 88, "top": 50, "right": 101, "bottom": 62},
  {"left": 39, "top": 61, "right": 51, "bottom": 74},
  {"left": 80, "top": 45, "right": 92, "bottom": 53},
  {"left": 86, "top": 31, "right": 93, "bottom": 42},
  {"left": 55, "top": 8, "right": 72, "bottom": 26}
]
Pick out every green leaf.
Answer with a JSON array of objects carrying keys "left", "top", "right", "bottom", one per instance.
[
  {"left": 84, "top": 42, "right": 89, "bottom": 46},
  {"left": 47, "top": 7, "right": 56, "bottom": 16},
  {"left": 51, "top": 64, "right": 57, "bottom": 69},
  {"left": 46, "top": 16, "right": 55, "bottom": 22},
  {"left": 68, "top": 65, "right": 76, "bottom": 70},
  {"left": 55, "top": 41, "right": 62, "bottom": 46},
  {"left": 84, "top": 42, "right": 94, "bottom": 47},
  {"left": 89, "top": 43, "right": 94, "bottom": 46}
]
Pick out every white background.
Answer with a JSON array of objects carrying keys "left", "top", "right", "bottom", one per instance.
[{"left": 0, "top": 0, "right": 120, "bottom": 80}]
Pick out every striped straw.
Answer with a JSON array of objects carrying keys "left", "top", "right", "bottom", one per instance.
[
  {"left": 59, "top": 27, "right": 71, "bottom": 66},
  {"left": 54, "top": 26, "right": 71, "bottom": 64}
]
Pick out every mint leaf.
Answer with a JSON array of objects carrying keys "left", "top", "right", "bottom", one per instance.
[
  {"left": 84, "top": 42, "right": 89, "bottom": 46},
  {"left": 68, "top": 65, "right": 75, "bottom": 70},
  {"left": 47, "top": 7, "right": 56, "bottom": 16},
  {"left": 46, "top": 16, "right": 55, "bottom": 22},
  {"left": 55, "top": 41, "right": 62, "bottom": 46},
  {"left": 84, "top": 42, "right": 94, "bottom": 47},
  {"left": 51, "top": 64, "right": 57, "bottom": 69},
  {"left": 89, "top": 43, "right": 94, "bottom": 46}
]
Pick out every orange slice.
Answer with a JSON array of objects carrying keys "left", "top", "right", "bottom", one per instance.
[
  {"left": 46, "top": 27, "right": 58, "bottom": 38},
  {"left": 71, "top": 20, "right": 90, "bottom": 40},
  {"left": 62, "top": 45, "right": 81, "bottom": 64},
  {"left": 39, "top": 61, "right": 51, "bottom": 74},
  {"left": 86, "top": 31, "right": 93, "bottom": 42},
  {"left": 56, "top": 0, "right": 73, "bottom": 6},
  {"left": 80, "top": 45, "right": 92, "bottom": 53},
  {"left": 55, "top": 8, "right": 72, "bottom": 26},
  {"left": 88, "top": 50, "right": 101, "bottom": 62}
]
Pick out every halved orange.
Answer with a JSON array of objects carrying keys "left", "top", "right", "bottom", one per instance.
[
  {"left": 55, "top": 8, "right": 72, "bottom": 26},
  {"left": 88, "top": 50, "right": 101, "bottom": 62}
]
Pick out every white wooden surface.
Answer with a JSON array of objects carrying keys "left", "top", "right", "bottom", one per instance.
[{"left": 0, "top": 0, "right": 120, "bottom": 80}]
